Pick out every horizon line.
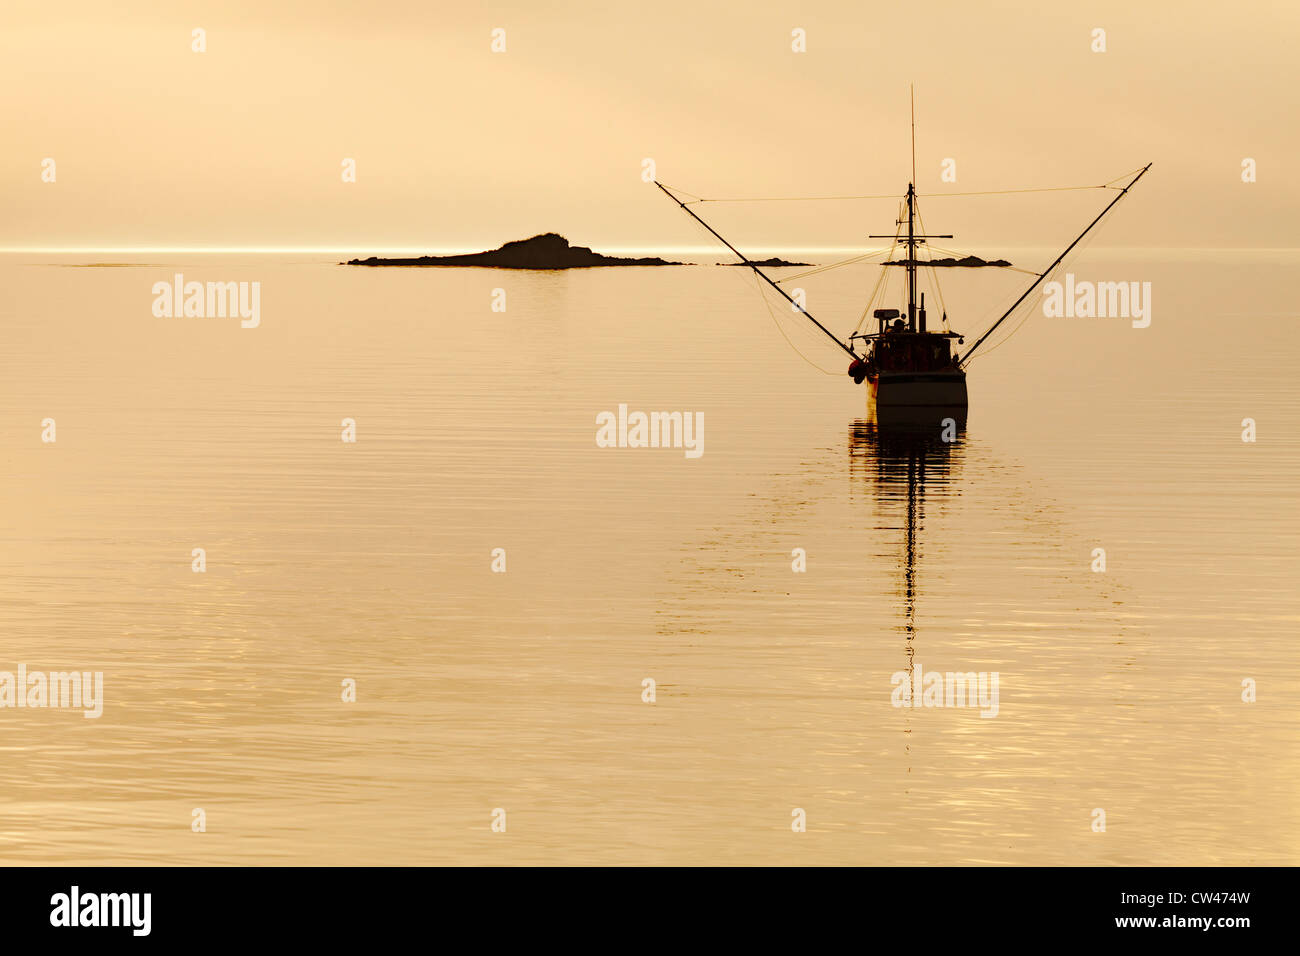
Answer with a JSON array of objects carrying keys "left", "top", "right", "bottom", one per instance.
[{"left": 3, "top": 244, "right": 1299, "bottom": 255}]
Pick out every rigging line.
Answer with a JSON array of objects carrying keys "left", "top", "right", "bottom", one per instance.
[
  {"left": 964, "top": 254, "right": 1070, "bottom": 360},
  {"left": 773, "top": 248, "right": 893, "bottom": 284},
  {"left": 915, "top": 203, "right": 948, "bottom": 322},
  {"left": 960, "top": 240, "right": 1068, "bottom": 351},
  {"left": 926, "top": 167, "right": 1144, "bottom": 198},
  {"left": 924, "top": 242, "right": 997, "bottom": 259},
  {"left": 964, "top": 209, "right": 1119, "bottom": 364},
  {"left": 654, "top": 181, "right": 859, "bottom": 360},
  {"left": 856, "top": 215, "right": 905, "bottom": 332},
  {"left": 694, "top": 193, "right": 902, "bottom": 203},
  {"left": 1101, "top": 166, "right": 1147, "bottom": 186},
  {"left": 963, "top": 261, "right": 1054, "bottom": 356},
  {"left": 920, "top": 184, "right": 1117, "bottom": 198},
  {"left": 853, "top": 264, "right": 890, "bottom": 336},
  {"left": 923, "top": 243, "right": 1039, "bottom": 274},
  {"left": 674, "top": 168, "right": 1147, "bottom": 205},
  {"left": 921, "top": 242, "right": 1042, "bottom": 276},
  {"left": 858, "top": 261, "right": 892, "bottom": 331},
  {"left": 958, "top": 298, "right": 1032, "bottom": 364},
  {"left": 857, "top": 264, "right": 885, "bottom": 333},
  {"left": 959, "top": 162, "right": 1152, "bottom": 365},
  {"left": 858, "top": 249, "right": 901, "bottom": 334},
  {"left": 960, "top": 305, "right": 1032, "bottom": 364},
  {"left": 855, "top": 227, "right": 902, "bottom": 333},
  {"left": 868, "top": 266, "right": 894, "bottom": 332},
  {"left": 753, "top": 273, "right": 841, "bottom": 375},
  {"left": 656, "top": 181, "right": 704, "bottom": 202},
  {"left": 963, "top": 266, "right": 1066, "bottom": 362},
  {"left": 961, "top": 288, "right": 1038, "bottom": 363},
  {"left": 692, "top": 182, "right": 1120, "bottom": 203}
]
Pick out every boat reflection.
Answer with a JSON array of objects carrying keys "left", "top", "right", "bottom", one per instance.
[{"left": 849, "top": 406, "right": 967, "bottom": 748}]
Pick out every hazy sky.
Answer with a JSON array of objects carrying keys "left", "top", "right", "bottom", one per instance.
[{"left": 4, "top": 0, "right": 1297, "bottom": 251}]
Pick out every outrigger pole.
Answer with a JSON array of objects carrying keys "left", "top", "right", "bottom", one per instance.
[
  {"left": 958, "top": 162, "right": 1153, "bottom": 366},
  {"left": 654, "top": 181, "right": 860, "bottom": 360}
]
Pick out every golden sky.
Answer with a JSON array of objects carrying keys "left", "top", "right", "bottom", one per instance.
[{"left": 3, "top": 0, "right": 1296, "bottom": 251}]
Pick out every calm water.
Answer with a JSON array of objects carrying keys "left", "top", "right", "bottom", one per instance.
[{"left": 0, "top": 250, "right": 1297, "bottom": 864}]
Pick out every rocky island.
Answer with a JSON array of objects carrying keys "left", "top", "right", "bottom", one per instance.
[
  {"left": 719, "top": 257, "right": 812, "bottom": 267},
  {"left": 345, "top": 233, "right": 685, "bottom": 268}
]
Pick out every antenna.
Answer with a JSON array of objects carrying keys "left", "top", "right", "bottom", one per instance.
[{"left": 910, "top": 84, "right": 916, "bottom": 185}]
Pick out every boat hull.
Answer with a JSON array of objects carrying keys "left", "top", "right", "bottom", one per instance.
[{"left": 868, "top": 370, "right": 968, "bottom": 407}]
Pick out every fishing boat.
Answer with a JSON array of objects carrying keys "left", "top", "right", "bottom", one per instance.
[
  {"left": 655, "top": 114, "right": 1151, "bottom": 412},
  {"left": 847, "top": 179, "right": 970, "bottom": 409}
]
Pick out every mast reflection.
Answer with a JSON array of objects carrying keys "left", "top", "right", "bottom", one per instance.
[{"left": 850, "top": 406, "right": 967, "bottom": 764}]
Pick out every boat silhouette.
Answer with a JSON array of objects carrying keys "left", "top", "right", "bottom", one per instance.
[{"left": 656, "top": 94, "right": 1150, "bottom": 410}]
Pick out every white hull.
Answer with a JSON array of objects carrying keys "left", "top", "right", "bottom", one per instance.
[{"left": 868, "top": 370, "right": 968, "bottom": 407}]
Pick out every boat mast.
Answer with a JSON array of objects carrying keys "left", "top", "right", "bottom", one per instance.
[
  {"left": 654, "top": 180, "right": 860, "bottom": 360},
  {"left": 958, "top": 162, "right": 1153, "bottom": 366},
  {"left": 870, "top": 186, "right": 951, "bottom": 330}
]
